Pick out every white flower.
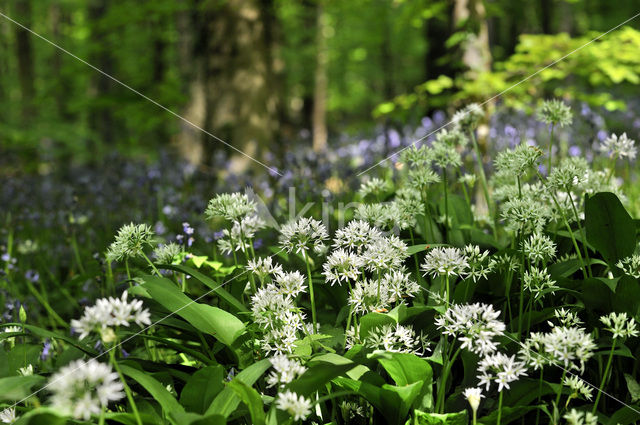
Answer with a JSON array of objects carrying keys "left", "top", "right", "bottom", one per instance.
[
  {"left": 361, "top": 235, "right": 408, "bottom": 273},
  {"left": 48, "top": 359, "right": 124, "bottom": 420},
  {"left": 563, "top": 375, "right": 593, "bottom": 401},
  {"left": 205, "top": 192, "right": 257, "bottom": 222},
  {"left": 247, "top": 256, "right": 283, "bottom": 283},
  {"left": 0, "top": 408, "right": 16, "bottom": 424},
  {"left": 617, "top": 254, "right": 640, "bottom": 278},
  {"left": 463, "top": 245, "right": 494, "bottom": 282},
  {"left": 361, "top": 323, "right": 430, "bottom": 356},
  {"left": 421, "top": 247, "right": 469, "bottom": 278},
  {"left": 266, "top": 355, "right": 307, "bottom": 388},
  {"left": 435, "top": 303, "right": 505, "bottom": 356},
  {"left": 276, "top": 390, "right": 312, "bottom": 421},
  {"left": 522, "top": 233, "right": 556, "bottom": 265},
  {"left": 106, "top": 223, "right": 155, "bottom": 262},
  {"left": 274, "top": 271, "right": 307, "bottom": 298},
  {"left": 523, "top": 267, "right": 558, "bottom": 300},
  {"left": 563, "top": 408, "right": 598, "bottom": 425},
  {"left": 18, "top": 364, "right": 34, "bottom": 376},
  {"left": 522, "top": 326, "right": 596, "bottom": 373},
  {"left": 349, "top": 278, "right": 391, "bottom": 315},
  {"left": 599, "top": 132, "right": 637, "bottom": 161},
  {"left": 322, "top": 249, "right": 364, "bottom": 286},
  {"left": 358, "top": 177, "right": 390, "bottom": 199},
  {"left": 477, "top": 352, "right": 527, "bottom": 392},
  {"left": 333, "top": 220, "right": 383, "bottom": 254},
  {"left": 463, "top": 387, "right": 484, "bottom": 413},
  {"left": 381, "top": 269, "right": 421, "bottom": 302},
  {"left": 152, "top": 242, "right": 181, "bottom": 264},
  {"left": 279, "top": 217, "right": 328, "bottom": 256},
  {"left": 600, "top": 312, "right": 639, "bottom": 340},
  {"left": 70, "top": 291, "right": 151, "bottom": 340}
]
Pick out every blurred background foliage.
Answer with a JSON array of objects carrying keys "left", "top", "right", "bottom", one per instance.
[{"left": 1, "top": 0, "right": 640, "bottom": 171}]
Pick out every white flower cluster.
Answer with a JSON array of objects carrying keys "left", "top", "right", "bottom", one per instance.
[
  {"left": 563, "top": 408, "right": 597, "bottom": 425},
  {"left": 106, "top": 223, "right": 155, "bottom": 262},
  {"left": 616, "top": 253, "right": 640, "bottom": 279},
  {"left": 358, "top": 177, "right": 391, "bottom": 199},
  {"left": 521, "top": 326, "right": 596, "bottom": 373},
  {"left": 463, "top": 387, "right": 484, "bottom": 413},
  {"left": 247, "top": 256, "right": 283, "bottom": 284},
  {"left": 477, "top": 352, "right": 528, "bottom": 392},
  {"left": 153, "top": 242, "right": 181, "bottom": 264},
  {"left": 522, "top": 232, "right": 556, "bottom": 265},
  {"left": 599, "top": 132, "right": 637, "bottom": 161},
  {"left": 266, "top": 355, "right": 307, "bottom": 388},
  {"left": 218, "top": 214, "right": 266, "bottom": 255},
  {"left": 276, "top": 390, "right": 312, "bottom": 421},
  {"left": 361, "top": 235, "right": 408, "bottom": 273},
  {"left": 205, "top": 192, "right": 257, "bottom": 222},
  {"left": 435, "top": 303, "right": 506, "bottom": 356},
  {"left": 323, "top": 248, "right": 364, "bottom": 285},
  {"left": 48, "top": 359, "right": 124, "bottom": 420},
  {"left": 563, "top": 375, "right": 593, "bottom": 401},
  {"left": 600, "top": 312, "right": 639, "bottom": 340},
  {"left": 332, "top": 220, "right": 383, "bottom": 254},
  {"left": 0, "top": 408, "right": 16, "bottom": 424},
  {"left": 251, "top": 281, "right": 308, "bottom": 355},
  {"left": 421, "top": 247, "right": 469, "bottom": 279},
  {"left": 463, "top": 245, "right": 494, "bottom": 282},
  {"left": 346, "top": 323, "right": 429, "bottom": 355},
  {"left": 523, "top": 266, "right": 558, "bottom": 301},
  {"left": 279, "top": 217, "right": 328, "bottom": 256},
  {"left": 348, "top": 269, "right": 419, "bottom": 314},
  {"left": 70, "top": 291, "right": 151, "bottom": 340}
]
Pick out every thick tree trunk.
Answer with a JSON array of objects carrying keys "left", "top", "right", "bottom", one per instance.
[
  {"left": 453, "top": 0, "right": 491, "bottom": 77},
  {"left": 424, "top": 6, "right": 452, "bottom": 80},
  {"left": 312, "top": 1, "right": 328, "bottom": 153},
  {"left": 15, "top": 0, "right": 35, "bottom": 122}
]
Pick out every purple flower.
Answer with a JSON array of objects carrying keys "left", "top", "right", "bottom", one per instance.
[
  {"left": 25, "top": 270, "right": 39, "bottom": 283},
  {"left": 41, "top": 339, "right": 52, "bottom": 361},
  {"left": 569, "top": 146, "right": 581, "bottom": 157}
]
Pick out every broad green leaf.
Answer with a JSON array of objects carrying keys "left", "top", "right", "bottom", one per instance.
[
  {"left": 310, "top": 353, "right": 369, "bottom": 380},
  {"left": 227, "top": 380, "right": 266, "bottom": 425},
  {"left": 206, "top": 359, "right": 271, "bottom": 417},
  {"left": 288, "top": 361, "right": 359, "bottom": 396},
  {"left": 0, "top": 375, "right": 45, "bottom": 401},
  {"left": 376, "top": 352, "right": 433, "bottom": 411},
  {"left": 141, "top": 275, "right": 245, "bottom": 347},
  {"left": 359, "top": 312, "right": 396, "bottom": 339},
  {"left": 13, "top": 407, "right": 66, "bottom": 425},
  {"left": 158, "top": 264, "right": 247, "bottom": 312},
  {"left": 170, "top": 412, "right": 227, "bottom": 425},
  {"left": 180, "top": 366, "right": 225, "bottom": 414},
  {"left": 585, "top": 192, "right": 636, "bottom": 266},
  {"left": 414, "top": 409, "right": 468, "bottom": 425},
  {"left": 120, "top": 363, "right": 185, "bottom": 417},
  {"left": 624, "top": 373, "right": 640, "bottom": 403},
  {"left": 19, "top": 324, "right": 98, "bottom": 356}
]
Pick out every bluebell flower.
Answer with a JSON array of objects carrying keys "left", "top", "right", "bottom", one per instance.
[{"left": 41, "top": 339, "right": 52, "bottom": 360}]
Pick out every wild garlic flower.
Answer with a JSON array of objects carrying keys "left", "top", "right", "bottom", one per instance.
[
  {"left": 536, "top": 99, "right": 573, "bottom": 127},
  {"left": 346, "top": 323, "right": 429, "bottom": 355},
  {"left": 528, "top": 326, "right": 596, "bottom": 373},
  {"left": 435, "top": 127, "right": 469, "bottom": 148},
  {"left": 522, "top": 233, "right": 556, "bottom": 265},
  {"left": 0, "top": 408, "right": 16, "bottom": 424},
  {"left": 563, "top": 409, "right": 597, "bottom": 425},
  {"left": 421, "top": 247, "right": 469, "bottom": 279},
  {"left": 153, "top": 242, "right": 181, "bottom": 264},
  {"left": 431, "top": 134, "right": 462, "bottom": 168},
  {"left": 279, "top": 217, "right": 328, "bottom": 257},
  {"left": 18, "top": 364, "right": 34, "bottom": 376},
  {"left": 333, "top": 221, "right": 383, "bottom": 254},
  {"left": 547, "top": 157, "right": 589, "bottom": 190},
  {"left": 359, "top": 177, "right": 391, "bottom": 199},
  {"left": 389, "top": 199, "right": 419, "bottom": 230},
  {"left": 408, "top": 167, "right": 441, "bottom": 190},
  {"left": 354, "top": 204, "right": 392, "bottom": 229},
  {"left": 523, "top": 267, "right": 558, "bottom": 301},
  {"left": 106, "top": 223, "right": 155, "bottom": 262},
  {"left": 401, "top": 145, "right": 432, "bottom": 166},
  {"left": 276, "top": 390, "right": 312, "bottom": 421},
  {"left": 459, "top": 173, "right": 477, "bottom": 187},
  {"left": 550, "top": 308, "right": 582, "bottom": 328},
  {"left": 463, "top": 245, "right": 494, "bottom": 282},
  {"left": 205, "top": 192, "right": 256, "bottom": 222},
  {"left": 266, "top": 355, "right": 307, "bottom": 388},
  {"left": 452, "top": 103, "right": 484, "bottom": 130},
  {"left": 563, "top": 375, "right": 593, "bottom": 401},
  {"left": 494, "top": 144, "right": 543, "bottom": 176},
  {"left": 247, "top": 256, "right": 283, "bottom": 284},
  {"left": 340, "top": 400, "right": 368, "bottom": 421},
  {"left": 490, "top": 253, "right": 519, "bottom": 272},
  {"left": 217, "top": 215, "right": 266, "bottom": 254},
  {"left": 274, "top": 271, "right": 307, "bottom": 298},
  {"left": 323, "top": 249, "right": 364, "bottom": 286},
  {"left": 435, "top": 303, "right": 505, "bottom": 356},
  {"left": 361, "top": 235, "right": 408, "bottom": 273},
  {"left": 500, "top": 196, "right": 549, "bottom": 234},
  {"left": 349, "top": 279, "right": 392, "bottom": 314},
  {"left": 600, "top": 312, "right": 639, "bottom": 340},
  {"left": 599, "top": 132, "right": 637, "bottom": 161},
  {"left": 477, "top": 352, "right": 528, "bottom": 392},
  {"left": 616, "top": 254, "right": 640, "bottom": 278},
  {"left": 48, "top": 359, "right": 124, "bottom": 420},
  {"left": 381, "top": 269, "right": 421, "bottom": 302},
  {"left": 70, "top": 291, "right": 151, "bottom": 340},
  {"left": 463, "top": 387, "right": 484, "bottom": 413}
]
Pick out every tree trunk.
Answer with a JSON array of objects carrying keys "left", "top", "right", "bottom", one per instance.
[
  {"left": 312, "top": 0, "right": 328, "bottom": 153},
  {"left": 453, "top": 0, "right": 491, "bottom": 77},
  {"left": 88, "top": 0, "right": 114, "bottom": 151},
  {"left": 14, "top": 0, "right": 35, "bottom": 122},
  {"left": 424, "top": 5, "right": 452, "bottom": 80}
]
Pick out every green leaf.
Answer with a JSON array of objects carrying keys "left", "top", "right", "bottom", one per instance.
[
  {"left": 158, "top": 264, "right": 247, "bottom": 312},
  {"left": 585, "top": 192, "right": 637, "bottom": 266},
  {"left": 180, "top": 366, "right": 225, "bottom": 414},
  {"left": 20, "top": 324, "right": 98, "bottom": 356},
  {"left": 13, "top": 407, "right": 66, "bottom": 425},
  {"left": 141, "top": 275, "right": 245, "bottom": 347},
  {"left": 624, "top": 373, "right": 640, "bottom": 403},
  {"left": 120, "top": 363, "right": 185, "bottom": 417},
  {"left": 414, "top": 409, "right": 468, "bottom": 425},
  {"left": 227, "top": 380, "right": 266, "bottom": 425},
  {"left": 288, "top": 360, "right": 359, "bottom": 396},
  {"left": 359, "top": 312, "right": 396, "bottom": 339},
  {"left": 376, "top": 352, "right": 433, "bottom": 411},
  {"left": 0, "top": 375, "right": 45, "bottom": 401},
  {"left": 170, "top": 412, "right": 227, "bottom": 425},
  {"left": 206, "top": 359, "right": 271, "bottom": 417}
]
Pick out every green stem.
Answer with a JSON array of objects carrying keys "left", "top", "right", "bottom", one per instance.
[
  {"left": 125, "top": 259, "right": 132, "bottom": 283},
  {"left": 443, "top": 170, "right": 449, "bottom": 243},
  {"left": 496, "top": 391, "right": 504, "bottom": 425},
  {"left": 445, "top": 274, "right": 450, "bottom": 306},
  {"left": 305, "top": 253, "right": 317, "bottom": 334},
  {"left": 566, "top": 188, "right": 592, "bottom": 277},
  {"left": 535, "top": 368, "right": 544, "bottom": 425},
  {"left": 592, "top": 340, "right": 616, "bottom": 415},
  {"left": 517, "top": 225, "right": 526, "bottom": 338},
  {"left": 110, "top": 347, "right": 143, "bottom": 425},
  {"left": 70, "top": 232, "right": 86, "bottom": 274},
  {"left": 141, "top": 252, "right": 161, "bottom": 277},
  {"left": 469, "top": 129, "right": 495, "bottom": 235},
  {"left": 554, "top": 369, "right": 567, "bottom": 408},
  {"left": 547, "top": 124, "right": 555, "bottom": 173}
]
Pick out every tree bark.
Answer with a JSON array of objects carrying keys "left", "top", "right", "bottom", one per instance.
[
  {"left": 453, "top": 0, "right": 491, "bottom": 77},
  {"left": 312, "top": 0, "right": 328, "bottom": 153},
  {"left": 15, "top": 0, "right": 35, "bottom": 122}
]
